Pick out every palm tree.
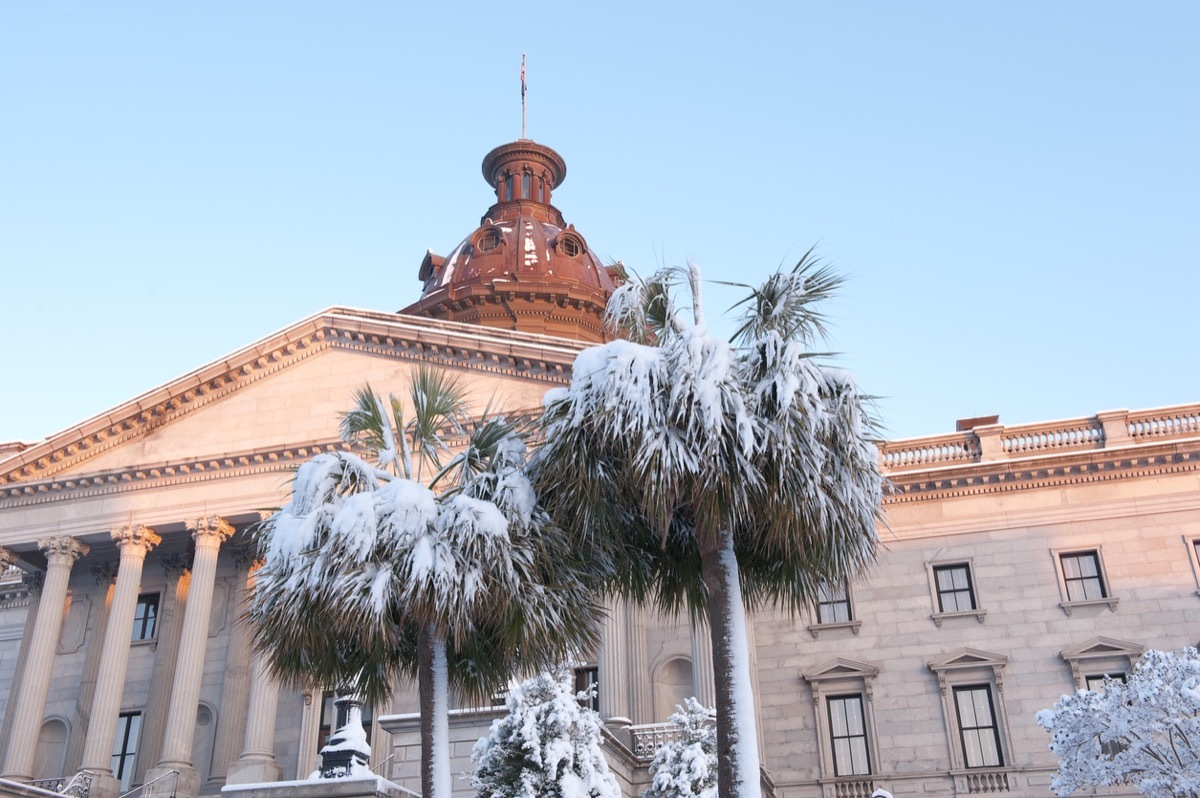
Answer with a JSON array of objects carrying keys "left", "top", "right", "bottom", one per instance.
[
  {"left": 248, "top": 365, "right": 601, "bottom": 798},
  {"left": 530, "top": 253, "right": 884, "bottom": 798}
]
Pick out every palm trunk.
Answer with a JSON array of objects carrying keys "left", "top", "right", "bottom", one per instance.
[
  {"left": 698, "top": 529, "right": 762, "bottom": 798},
  {"left": 418, "top": 623, "right": 451, "bottom": 798}
]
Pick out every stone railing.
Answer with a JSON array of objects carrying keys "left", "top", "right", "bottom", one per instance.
[
  {"left": 628, "top": 722, "right": 683, "bottom": 761},
  {"left": 878, "top": 403, "right": 1200, "bottom": 473},
  {"left": 961, "top": 768, "right": 1010, "bottom": 793},
  {"left": 829, "top": 777, "right": 874, "bottom": 798}
]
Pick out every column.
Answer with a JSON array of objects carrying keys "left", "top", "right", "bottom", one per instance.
[
  {"left": 144, "top": 517, "right": 232, "bottom": 798},
  {"left": 134, "top": 553, "right": 189, "bottom": 785},
  {"left": 62, "top": 563, "right": 120, "bottom": 775},
  {"left": 207, "top": 548, "right": 257, "bottom": 785},
  {"left": 79, "top": 526, "right": 161, "bottom": 798},
  {"left": 690, "top": 619, "right": 716, "bottom": 708},
  {"left": 224, "top": 653, "right": 283, "bottom": 784},
  {"left": 599, "top": 597, "right": 631, "bottom": 725},
  {"left": 0, "top": 536, "right": 89, "bottom": 782},
  {"left": 628, "top": 605, "right": 651, "bottom": 725},
  {"left": 0, "top": 569, "right": 41, "bottom": 760}
]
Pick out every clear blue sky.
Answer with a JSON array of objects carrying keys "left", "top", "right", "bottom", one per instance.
[{"left": 2, "top": 2, "right": 1196, "bottom": 444}]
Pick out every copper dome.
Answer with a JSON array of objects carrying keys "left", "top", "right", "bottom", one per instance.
[{"left": 400, "top": 140, "right": 621, "bottom": 343}]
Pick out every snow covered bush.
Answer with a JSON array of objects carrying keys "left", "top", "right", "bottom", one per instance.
[
  {"left": 1037, "top": 647, "right": 1200, "bottom": 798},
  {"left": 643, "top": 699, "right": 717, "bottom": 798},
  {"left": 471, "top": 671, "right": 620, "bottom": 798}
]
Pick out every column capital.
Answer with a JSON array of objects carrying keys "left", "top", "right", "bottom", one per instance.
[
  {"left": 37, "top": 536, "right": 90, "bottom": 566},
  {"left": 160, "top": 553, "right": 191, "bottom": 580},
  {"left": 0, "top": 546, "right": 17, "bottom": 569},
  {"left": 112, "top": 524, "right": 162, "bottom": 555},
  {"left": 187, "top": 516, "right": 235, "bottom": 549},
  {"left": 91, "top": 562, "right": 120, "bottom": 586},
  {"left": 231, "top": 544, "right": 262, "bottom": 571}
]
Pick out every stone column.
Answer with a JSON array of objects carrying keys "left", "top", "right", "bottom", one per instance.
[
  {"left": 79, "top": 526, "right": 161, "bottom": 798},
  {"left": 0, "top": 568, "right": 41, "bottom": 760},
  {"left": 599, "top": 597, "right": 631, "bottom": 724},
  {"left": 144, "top": 517, "right": 233, "bottom": 798},
  {"left": 0, "top": 536, "right": 89, "bottom": 782},
  {"left": 690, "top": 619, "right": 716, "bottom": 708},
  {"left": 224, "top": 653, "right": 283, "bottom": 784},
  {"left": 207, "top": 549, "right": 257, "bottom": 785},
  {"left": 62, "top": 563, "right": 120, "bottom": 775},
  {"left": 134, "top": 553, "right": 189, "bottom": 785},
  {"left": 628, "top": 605, "right": 651, "bottom": 725}
]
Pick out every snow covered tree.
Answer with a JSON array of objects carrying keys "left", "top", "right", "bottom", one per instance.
[
  {"left": 471, "top": 670, "right": 620, "bottom": 798},
  {"left": 531, "top": 254, "right": 884, "bottom": 798},
  {"left": 247, "top": 367, "right": 601, "bottom": 798},
  {"left": 643, "top": 699, "right": 717, "bottom": 798},
  {"left": 1037, "top": 647, "right": 1200, "bottom": 798}
]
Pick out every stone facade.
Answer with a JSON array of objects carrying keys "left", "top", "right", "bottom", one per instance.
[{"left": 0, "top": 138, "right": 1197, "bottom": 798}]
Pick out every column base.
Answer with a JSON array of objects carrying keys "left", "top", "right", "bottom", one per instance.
[
  {"left": 226, "top": 755, "right": 283, "bottom": 785},
  {"left": 143, "top": 763, "right": 200, "bottom": 798}
]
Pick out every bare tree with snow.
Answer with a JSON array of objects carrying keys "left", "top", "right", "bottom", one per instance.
[
  {"left": 530, "top": 253, "right": 884, "bottom": 798},
  {"left": 471, "top": 670, "right": 620, "bottom": 798},
  {"left": 247, "top": 367, "right": 601, "bottom": 798},
  {"left": 643, "top": 699, "right": 717, "bottom": 798},
  {"left": 1037, "top": 647, "right": 1200, "bottom": 798}
]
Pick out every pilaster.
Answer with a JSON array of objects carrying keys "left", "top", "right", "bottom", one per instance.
[
  {"left": 0, "top": 536, "right": 89, "bottom": 781},
  {"left": 599, "top": 597, "right": 631, "bottom": 725},
  {"left": 690, "top": 619, "right": 716, "bottom": 708}
]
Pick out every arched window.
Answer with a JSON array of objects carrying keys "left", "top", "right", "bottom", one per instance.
[
  {"left": 522, "top": 172, "right": 531, "bottom": 199},
  {"left": 504, "top": 174, "right": 514, "bottom": 202}
]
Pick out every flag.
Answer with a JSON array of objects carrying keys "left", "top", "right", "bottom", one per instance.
[{"left": 521, "top": 55, "right": 526, "bottom": 99}]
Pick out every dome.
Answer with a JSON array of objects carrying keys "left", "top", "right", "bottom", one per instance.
[{"left": 399, "top": 140, "right": 622, "bottom": 343}]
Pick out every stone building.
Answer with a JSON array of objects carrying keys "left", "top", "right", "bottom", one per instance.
[{"left": 0, "top": 137, "right": 1197, "bottom": 798}]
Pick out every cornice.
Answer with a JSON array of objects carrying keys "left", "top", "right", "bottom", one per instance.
[
  {"left": 882, "top": 438, "right": 1199, "bottom": 505},
  {"left": 0, "top": 308, "right": 582, "bottom": 486}
]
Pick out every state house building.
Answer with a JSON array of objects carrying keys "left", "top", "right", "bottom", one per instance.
[{"left": 0, "top": 138, "right": 1197, "bottom": 798}]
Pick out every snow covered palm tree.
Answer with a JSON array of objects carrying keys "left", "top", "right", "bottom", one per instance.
[
  {"left": 531, "top": 255, "right": 884, "bottom": 798},
  {"left": 248, "top": 366, "right": 601, "bottom": 798}
]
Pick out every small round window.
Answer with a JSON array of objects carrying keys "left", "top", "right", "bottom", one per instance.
[
  {"left": 560, "top": 237, "right": 581, "bottom": 257},
  {"left": 477, "top": 230, "right": 501, "bottom": 252}
]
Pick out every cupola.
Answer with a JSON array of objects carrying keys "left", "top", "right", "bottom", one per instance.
[{"left": 399, "top": 139, "right": 622, "bottom": 343}]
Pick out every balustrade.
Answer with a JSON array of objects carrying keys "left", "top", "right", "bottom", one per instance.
[{"left": 627, "top": 723, "right": 683, "bottom": 761}]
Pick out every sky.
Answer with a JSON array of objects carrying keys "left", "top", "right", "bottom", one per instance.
[{"left": 2, "top": 2, "right": 1196, "bottom": 444}]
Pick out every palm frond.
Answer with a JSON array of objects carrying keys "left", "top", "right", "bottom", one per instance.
[
  {"left": 408, "top": 364, "right": 468, "bottom": 479},
  {"left": 728, "top": 247, "right": 844, "bottom": 347}
]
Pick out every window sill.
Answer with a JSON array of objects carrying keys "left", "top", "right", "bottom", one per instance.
[
  {"left": 807, "top": 620, "right": 862, "bottom": 639},
  {"left": 1060, "top": 597, "right": 1119, "bottom": 616},
  {"left": 931, "top": 609, "right": 987, "bottom": 627},
  {"left": 130, "top": 637, "right": 157, "bottom": 650}
]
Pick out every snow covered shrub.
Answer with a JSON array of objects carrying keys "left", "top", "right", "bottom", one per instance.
[
  {"left": 471, "top": 671, "right": 620, "bottom": 798},
  {"left": 643, "top": 699, "right": 717, "bottom": 798},
  {"left": 1037, "top": 647, "right": 1200, "bottom": 798}
]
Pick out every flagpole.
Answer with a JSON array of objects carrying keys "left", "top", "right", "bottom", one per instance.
[{"left": 521, "top": 53, "right": 527, "bottom": 139}]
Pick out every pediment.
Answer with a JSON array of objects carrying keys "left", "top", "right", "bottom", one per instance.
[
  {"left": 928, "top": 647, "right": 1008, "bottom": 673},
  {"left": 0, "top": 308, "right": 585, "bottom": 491},
  {"left": 1059, "top": 636, "right": 1144, "bottom": 662},
  {"left": 802, "top": 657, "right": 880, "bottom": 683}
]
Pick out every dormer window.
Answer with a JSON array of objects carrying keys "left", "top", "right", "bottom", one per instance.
[
  {"left": 557, "top": 232, "right": 584, "bottom": 258},
  {"left": 476, "top": 228, "right": 502, "bottom": 253}
]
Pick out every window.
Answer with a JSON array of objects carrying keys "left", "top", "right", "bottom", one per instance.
[
  {"left": 522, "top": 172, "right": 531, "bottom": 199},
  {"left": 1059, "top": 636, "right": 1142, "bottom": 691},
  {"left": 110, "top": 712, "right": 141, "bottom": 791},
  {"left": 537, "top": 178, "right": 545, "bottom": 203},
  {"left": 574, "top": 665, "right": 599, "bottom": 712},
  {"left": 476, "top": 229, "right": 501, "bottom": 253},
  {"left": 828, "top": 695, "right": 871, "bottom": 776},
  {"left": 817, "top": 579, "right": 851, "bottom": 623},
  {"left": 803, "top": 658, "right": 879, "bottom": 782},
  {"left": 929, "top": 648, "right": 1011, "bottom": 773},
  {"left": 1051, "top": 547, "right": 1118, "bottom": 613},
  {"left": 504, "top": 174, "right": 514, "bottom": 202},
  {"left": 808, "top": 578, "right": 861, "bottom": 637},
  {"left": 132, "top": 594, "right": 158, "bottom": 641},
  {"left": 1186, "top": 536, "right": 1200, "bottom": 596},
  {"left": 1060, "top": 552, "right": 1106, "bottom": 601},
  {"left": 559, "top": 236, "right": 581, "bottom": 258},
  {"left": 1084, "top": 672, "right": 1127, "bottom": 691},
  {"left": 954, "top": 687, "right": 1003, "bottom": 768},
  {"left": 934, "top": 565, "right": 975, "bottom": 612}
]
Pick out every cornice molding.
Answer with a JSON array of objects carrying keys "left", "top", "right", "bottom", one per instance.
[{"left": 0, "top": 309, "right": 583, "bottom": 486}]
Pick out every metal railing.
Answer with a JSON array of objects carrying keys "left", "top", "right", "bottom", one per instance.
[
  {"left": 26, "top": 770, "right": 94, "bottom": 797},
  {"left": 119, "top": 769, "right": 178, "bottom": 798}
]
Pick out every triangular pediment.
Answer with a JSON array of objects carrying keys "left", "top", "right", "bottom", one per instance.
[
  {"left": 1060, "top": 636, "right": 1144, "bottom": 662},
  {"left": 803, "top": 657, "right": 880, "bottom": 683},
  {"left": 928, "top": 647, "right": 1008, "bottom": 673},
  {"left": 0, "top": 308, "right": 587, "bottom": 491}
]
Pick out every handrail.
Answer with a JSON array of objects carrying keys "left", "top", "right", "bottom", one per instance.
[{"left": 119, "top": 769, "right": 178, "bottom": 798}]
